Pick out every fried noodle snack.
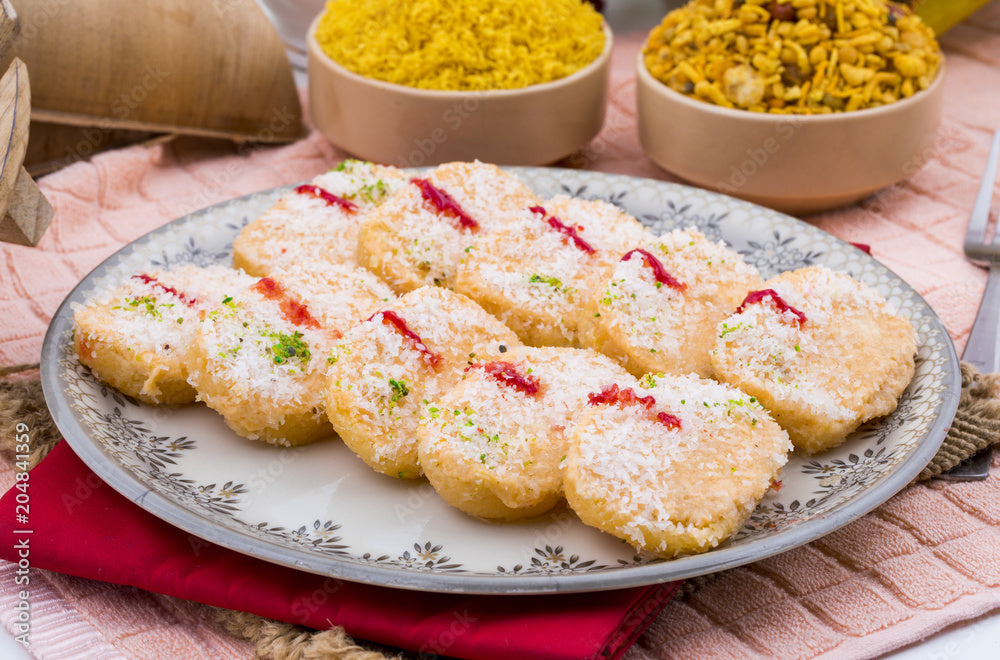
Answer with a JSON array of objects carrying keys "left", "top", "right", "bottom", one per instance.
[
  {"left": 643, "top": 0, "right": 941, "bottom": 113},
  {"left": 314, "top": 0, "right": 605, "bottom": 91}
]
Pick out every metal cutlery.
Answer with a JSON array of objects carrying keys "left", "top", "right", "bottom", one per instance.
[{"left": 939, "top": 130, "right": 1000, "bottom": 481}]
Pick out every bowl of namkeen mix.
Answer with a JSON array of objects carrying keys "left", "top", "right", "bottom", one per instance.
[
  {"left": 637, "top": 0, "right": 944, "bottom": 214},
  {"left": 72, "top": 159, "right": 920, "bottom": 558},
  {"left": 306, "top": 0, "right": 612, "bottom": 167}
]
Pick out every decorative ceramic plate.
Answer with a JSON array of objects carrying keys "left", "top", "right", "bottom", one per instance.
[{"left": 41, "top": 168, "right": 960, "bottom": 594}]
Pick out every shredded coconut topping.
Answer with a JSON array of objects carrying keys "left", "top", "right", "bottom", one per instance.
[
  {"left": 411, "top": 177, "right": 479, "bottom": 231},
  {"left": 193, "top": 291, "right": 328, "bottom": 406},
  {"left": 619, "top": 249, "right": 684, "bottom": 290},
  {"left": 571, "top": 373, "right": 789, "bottom": 553},
  {"left": 712, "top": 265, "right": 905, "bottom": 421},
  {"left": 191, "top": 261, "right": 392, "bottom": 409},
  {"left": 529, "top": 205, "right": 596, "bottom": 254},
  {"left": 235, "top": 160, "right": 407, "bottom": 272},
  {"left": 421, "top": 347, "right": 632, "bottom": 498},
  {"left": 327, "top": 287, "right": 518, "bottom": 465},
  {"left": 593, "top": 228, "right": 761, "bottom": 354},
  {"left": 368, "top": 310, "right": 442, "bottom": 368},
  {"left": 651, "top": 228, "right": 759, "bottom": 298},
  {"left": 457, "top": 196, "right": 652, "bottom": 342},
  {"left": 363, "top": 162, "right": 540, "bottom": 288},
  {"left": 73, "top": 265, "right": 255, "bottom": 359}
]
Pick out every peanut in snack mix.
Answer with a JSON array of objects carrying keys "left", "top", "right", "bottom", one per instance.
[{"left": 643, "top": 0, "right": 941, "bottom": 113}]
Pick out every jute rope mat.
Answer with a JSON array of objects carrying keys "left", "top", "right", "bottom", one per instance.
[{"left": 2, "top": 362, "right": 998, "bottom": 659}]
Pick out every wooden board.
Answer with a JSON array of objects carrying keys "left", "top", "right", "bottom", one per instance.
[{"left": 13, "top": 0, "right": 304, "bottom": 142}]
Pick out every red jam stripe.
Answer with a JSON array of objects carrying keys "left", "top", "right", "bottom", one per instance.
[
  {"left": 736, "top": 289, "right": 807, "bottom": 326},
  {"left": 620, "top": 249, "right": 685, "bottom": 290},
  {"left": 588, "top": 383, "right": 654, "bottom": 408},
  {"left": 410, "top": 177, "right": 479, "bottom": 231},
  {"left": 472, "top": 361, "right": 540, "bottom": 396},
  {"left": 294, "top": 184, "right": 358, "bottom": 213},
  {"left": 529, "top": 206, "right": 596, "bottom": 255},
  {"left": 587, "top": 383, "right": 682, "bottom": 430},
  {"left": 132, "top": 274, "right": 197, "bottom": 307},
  {"left": 654, "top": 411, "right": 683, "bottom": 429},
  {"left": 368, "top": 310, "right": 441, "bottom": 368},
  {"left": 252, "top": 277, "right": 321, "bottom": 329}
]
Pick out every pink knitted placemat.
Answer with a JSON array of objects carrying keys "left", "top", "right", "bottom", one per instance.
[{"left": 3, "top": 4, "right": 1000, "bottom": 658}]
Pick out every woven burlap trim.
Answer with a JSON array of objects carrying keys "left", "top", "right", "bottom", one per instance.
[
  {"left": 1, "top": 362, "right": 997, "bottom": 658},
  {"left": 916, "top": 362, "right": 1000, "bottom": 480},
  {"left": 0, "top": 365, "right": 60, "bottom": 468},
  {"left": 214, "top": 610, "right": 398, "bottom": 659}
]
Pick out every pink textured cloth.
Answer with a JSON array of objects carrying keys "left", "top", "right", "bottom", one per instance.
[{"left": 3, "top": 4, "right": 1000, "bottom": 658}]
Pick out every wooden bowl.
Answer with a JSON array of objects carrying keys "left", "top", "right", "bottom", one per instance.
[
  {"left": 636, "top": 53, "right": 945, "bottom": 215},
  {"left": 307, "top": 15, "right": 612, "bottom": 167},
  {"left": 13, "top": 0, "right": 303, "bottom": 142}
]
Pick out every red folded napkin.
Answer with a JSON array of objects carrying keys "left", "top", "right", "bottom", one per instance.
[{"left": 1, "top": 441, "right": 678, "bottom": 659}]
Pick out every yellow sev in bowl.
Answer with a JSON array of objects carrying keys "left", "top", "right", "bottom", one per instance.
[
  {"left": 643, "top": 0, "right": 941, "bottom": 114},
  {"left": 313, "top": 0, "right": 606, "bottom": 91}
]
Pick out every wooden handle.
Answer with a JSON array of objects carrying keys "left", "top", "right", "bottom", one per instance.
[
  {"left": 0, "top": 165, "right": 54, "bottom": 246},
  {"left": 0, "top": 57, "right": 54, "bottom": 246},
  {"left": 0, "top": 1, "right": 18, "bottom": 65}
]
